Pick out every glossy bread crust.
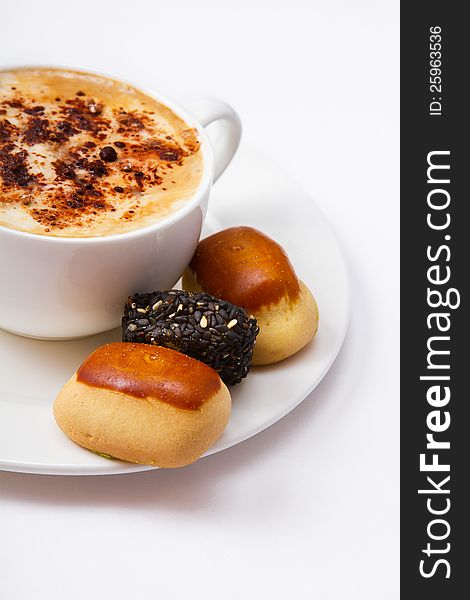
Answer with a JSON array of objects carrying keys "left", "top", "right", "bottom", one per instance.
[
  {"left": 183, "top": 227, "right": 319, "bottom": 365},
  {"left": 77, "top": 342, "right": 221, "bottom": 410},
  {"left": 185, "top": 226, "right": 301, "bottom": 312},
  {"left": 54, "top": 343, "right": 231, "bottom": 467}
]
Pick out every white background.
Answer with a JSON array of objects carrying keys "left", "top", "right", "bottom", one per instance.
[{"left": 0, "top": 1, "right": 399, "bottom": 598}]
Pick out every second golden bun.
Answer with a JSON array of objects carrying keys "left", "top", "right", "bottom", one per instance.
[
  {"left": 183, "top": 226, "right": 319, "bottom": 365},
  {"left": 53, "top": 343, "right": 231, "bottom": 468}
]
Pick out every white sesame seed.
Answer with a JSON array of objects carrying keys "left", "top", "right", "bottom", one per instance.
[
  {"left": 177, "top": 304, "right": 183, "bottom": 312},
  {"left": 227, "top": 319, "right": 238, "bottom": 329},
  {"left": 200, "top": 315, "right": 208, "bottom": 328},
  {"left": 152, "top": 300, "right": 162, "bottom": 311},
  {"left": 137, "top": 308, "right": 147, "bottom": 314},
  {"left": 127, "top": 323, "right": 137, "bottom": 331},
  {"left": 168, "top": 312, "right": 176, "bottom": 319}
]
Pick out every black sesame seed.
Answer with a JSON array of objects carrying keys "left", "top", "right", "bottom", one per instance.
[{"left": 121, "top": 290, "right": 258, "bottom": 385}]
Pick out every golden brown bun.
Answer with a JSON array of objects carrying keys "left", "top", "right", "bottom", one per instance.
[
  {"left": 53, "top": 343, "right": 231, "bottom": 467},
  {"left": 182, "top": 227, "right": 319, "bottom": 365}
]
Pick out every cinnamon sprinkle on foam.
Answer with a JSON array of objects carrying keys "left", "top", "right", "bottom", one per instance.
[{"left": 0, "top": 68, "right": 202, "bottom": 237}]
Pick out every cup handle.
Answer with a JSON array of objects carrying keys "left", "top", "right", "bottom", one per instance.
[{"left": 188, "top": 98, "right": 242, "bottom": 183}]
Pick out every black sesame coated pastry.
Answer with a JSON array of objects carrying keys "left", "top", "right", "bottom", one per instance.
[{"left": 122, "top": 290, "right": 259, "bottom": 385}]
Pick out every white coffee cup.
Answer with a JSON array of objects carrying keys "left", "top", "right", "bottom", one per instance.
[{"left": 0, "top": 67, "right": 241, "bottom": 339}]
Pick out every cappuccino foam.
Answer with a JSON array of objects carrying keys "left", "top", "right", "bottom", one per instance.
[{"left": 0, "top": 68, "right": 203, "bottom": 237}]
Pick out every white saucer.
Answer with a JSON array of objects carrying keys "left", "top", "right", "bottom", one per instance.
[{"left": 0, "top": 146, "right": 348, "bottom": 475}]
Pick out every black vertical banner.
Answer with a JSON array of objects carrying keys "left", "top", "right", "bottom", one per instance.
[{"left": 401, "top": 3, "right": 468, "bottom": 597}]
